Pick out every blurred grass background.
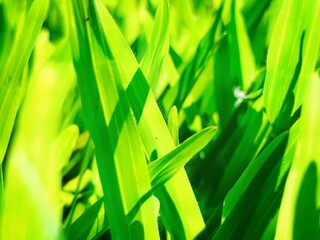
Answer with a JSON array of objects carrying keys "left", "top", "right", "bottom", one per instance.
[{"left": 0, "top": 0, "right": 319, "bottom": 239}]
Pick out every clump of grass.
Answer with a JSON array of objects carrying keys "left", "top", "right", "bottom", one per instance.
[{"left": 0, "top": 0, "right": 319, "bottom": 239}]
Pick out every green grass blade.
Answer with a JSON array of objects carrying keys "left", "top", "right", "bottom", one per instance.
[
  {"left": 292, "top": 0, "right": 320, "bottom": 112},
  {"left": 68, "top": 1, "right": 159, "bottom": 238},
  {"left": 66, "top": 198, "right": 104, "bottom": 240},
  {"left": 0, "top": 2, "right": 11, "bottom": 70},
  {"left": 275, "top": 72, "right": 320, "bottom": 240},
  {"left": 53, "top": 125, "right": 79, "bottom": 171},
  {"left": 221, "top": 131, "right": 287, "bottom": 220},
  {"left": 126, "top": 126, "right": 216, "bottom": 230},
  {"left": 149, "top": 126, "right": 217, "bottom": 189},
  {"left": 229, "top": 0, "right": 256, "bottom": 91},
  {"left": 263, "top": 0, "right": 320, "bottom": 134},
  {"left": 0, "top": 0, "right": 50, "bottom": 164},
  {"left": 167, "top": 106, "right": 179, "bottom": 146},
  {"left": 140, "top": 0, "right": 169, "bottom": 92},
  {"left": 170, "top": 7, "right": 222, "bottom": 111},
  {"left": 92, "top": 1, "right": 207, "bottom": 238},
  {"left": 0, "top": 166, "right": 3, "bottom": 212},
  {"left": 1, "top": 38, "right": 75, "bottom": 240},
  {"left": 213, "top": 130, "right": 290, "bottom": 239},
  {"left": 211, "top": 108, "right": 265, "bottom": 205}
]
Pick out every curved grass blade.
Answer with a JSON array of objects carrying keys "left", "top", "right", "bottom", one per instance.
[
  {"left": 65, "top": 198, "right": 104, "bottom": 240},
  {"left": 149, "top": 126, "right": 217, "bottom": 189},
  {"left": 127, "top": 126, "right": 217, "bottom": 227}
]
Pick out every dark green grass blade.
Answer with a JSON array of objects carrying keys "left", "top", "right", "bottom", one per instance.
[
  {"left": 214, "top": 0, "right": 256, "bottom": 128},
  {"left": 193, "top": 103, "right": 269, "bottom": 211},
  {"left": 212, "top": 130, "right": 291, "bottom": 239},
  {"left": 66, "top": 198, "right": 104, "bottom": 240},
  {"left": 0, "top": 2, "right": 11, "bottom": 70}
]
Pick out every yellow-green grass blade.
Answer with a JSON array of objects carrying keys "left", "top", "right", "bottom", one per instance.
[
  {"left": 167, "top": 7, "right": 222, "bottom": 111},
  {"left": 229, "top": 0, "right": 256, "bottom": 91},
  {"left": 88, "top": 126, "right": 216, "bottom": 238},
  {"left": 140, "top": 0, "right": 169, "bottom": 92},
  {"left": 263, "top": 0, "right": 320, "bottom": 134},
  {"left": 92, "top": 1, "right": 207, "bottom": 238},
  {"left": 167, "top": 106, "right": 179, "bottom": 146},
  {"left": 292, "top": 0, "right": 320, "bottom": 113},
  {"left": 169, "top": 0, "right": 213, "bottom": 62},
  {"left": 68, "top": 0, "right": 159, "bottom": 238},
  {"left": 0, "top": 165, "right": 3, "bottom": 212},
  {"left": 0, "top": 0, "right": 50, "bottom": 164},
  {"left": 149, "top": 126, "right": 217, "bottom": 189},
  {"left": 126, "top": 126, "right": 216, "bottom": 229},
  {"left": 54, "top": 125, "right": 80, "bottom": 172},
  {"left": 1, "top": 38, "right": 75, "bottom": 240},
  {"left": 275, "top": 72, "right": 320, "bottom": 240}
]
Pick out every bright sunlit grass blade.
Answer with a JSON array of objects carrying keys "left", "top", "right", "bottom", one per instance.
[
  {"left": 0, "top": 0, "right": 50, "bottom": 164},
  {"left": 229, "top": 0, "right": 256, "bottom": 91},
  {"left": 292, "top": 0, "right": 320, "bottom": 112},
  {"left": 54, "top": 125, "right": 79, "bottom": 171},
  {"left": 275, "top": 72, "right": 320, "bottom": 240},
  {"left": 0, "top": 166, "right": 3, "bottom": 211},
  {"left": 141, "top": 0, "right": 169, "bottom": 92},
  {"left": 263, "top": 0, "right": 319, "bottom": 133},
  {"left": 92, "top": 1, "right": 207, "bottom": 238},
  {"left": 167, "top": 106, "right": 179, "bottom": 146},
  {"left": 1, "top": 38, "right": 75, "bottom": 240},
  {"left": 170, "top": 7, "right": 222, "bottom": 111}
]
